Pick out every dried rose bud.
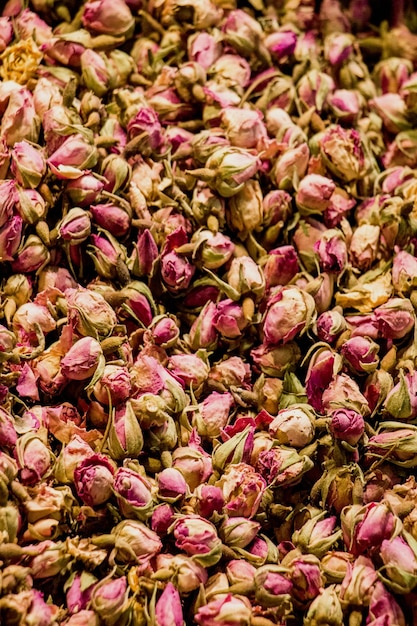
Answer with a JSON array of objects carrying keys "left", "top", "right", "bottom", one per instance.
[
  {"left": 107, "top": 401, "right": 144, "bottom": 461},
  {"left": 304, "top": 585, "right": 343, "bottom": 626},
  {"left": 369, "top": 93, "right": 411, "bottom": 134},
  {"left": 90, "top": 203, "right": 131, "bottom": 239},
  {"left": 339, "top": 556, "right": 378, "bottom": 608},
  {"left": 216, "top": 462, "right": 266, "bottom": 518},
  {"left": 392, "top": 249, "right": 417, "bottom": 294},
  {"left": 157, "top": 467, "right": 187, "bottom": 502},
  {"left": 82, "top": 0, "right": 134, "bottom": 37},
  {"left": 384, "top": 370, "right": 417, "bottom": 421},
  {"left": 293, "top": 512, "right": 342, "bottom": 558},
  {"left": 380, "top": 533, "right": 417, "bottom": 593},
  {"left": 60, "top": 336, "right": 104, "bottom": 381},
  {"left": 314, "top": 228, "right": 348, "bottom": 274},
  {"left": 194, "top": 484, "right": 224, "bottom": 519},
  {"left": 0, "top": 406, "right": 17, "bottom": 449},
  {"left": 154, "top": 553, "right": 208, "bottom": 594},
  {"left": 151, "top": 504, "right": 175, "bottom": 536},
  {"left": 375, "top": 298, "right": 415, "bottom": 340},
  {"left": 10, "top": 140, "right": 46, "bottom": 188},
  {"left": 47, "top": 133, "right": 98, "bottom": 179},
  {"left": 154, "top": 582, "right": 183, "bottom": 626},
  {"left": 221, "top": 107, "right": 266, "bottom": 150},
  {"left": 0, "top": 215, "right": 22, "bottom": 263},
  {"left": 219, "top": 516, "right": 260, "bottom": 549},
  {"left": 93, "top": 364, "right": 132, "bottom": 405},
  {"left": 340, "top": 336, "right": 379, "bottom": 375},
  {"left": 342, "top": 501, "right": 400, "bottom": 558},
  {"left": 74, "top": 453, "right": 115, "bottom": 507},
  {"left": 195, "top": 594, "right": 252, "bottom": 626},
  {"left": 321, "top": 373, "right": 370, "bottom": 416},
  {"left": 349, "top": 223, "right": 380, "bottom": 271},
  {"left": 315, "top": 308, "right": 347, "bottom": 343},
  {"left": 188, "top": 301, "right": 218, "bottom": 351},
  {"left": 148, "top": 315, "right": 179, "bottom": 349},
  {"left": 269, "top": 405, "right": 315, "bottom": 448},
  {"left": 113, "top": 466, "right": 153, "bottom": 520},
  {"left": 327, "top": 89, "right": 362, "bottom": 123},
  {"left": 90, "top": 575, "right": 130, "bottom": 626},
  {"left": 367, "top": 425, "right": 417, "bottom": 467},
  {"left": 67, "top": 573, "right": 96, "bottom": 615},
  {"left": 254, "top": 564, "right": 293, "bottom": 608},
  {"left": 172, "top": 443, "right": 212, "bottom": 491},
  {"left": 29, "top": 540, "right": 71, "bottom": 579},
  {"left": 0, "top": 16, "right": 13, "bottom": 52},
  {"left": 66, "top": 286, "right": 117, "bottom": 338},
  {"left": 87, "top": 230, "right": 128, "bottom": 281},
  {"left": 262, "top": 286, "right": 316, "bottom": 346},
  {"left": 112, "top": 518, "right": 162, "bottom": 565},
  {"left": 272, "top": 142, "right": 310, "bottom": 190},
  {"left": 11, "top": 234, "right": 49, "bottom": 273},
  {"left": 171, "top": 514, "right": 223, "bottom": 567},
  {"left": 66, "top": 174, "right": 104, "bottom": 207},
  {"left": 367, "top": 580, "right": 406, "bottom": 625},
  {"left": 320, "top": 125, "right": 365, "bottom": 182},
  {"left": 187, "top": 31, "right": 223, "bottom": 70},
  {"left": 324, "top": 32, "right": 354, "bottom": 65},
  {"left": 54, "top": 435, "right": 94, "bottom": 484},
  {"left": 1, "top": 88, "right": 40, "bottom": 146},
  {"left": 330, "top": 408, "right": 365, "bottom": 447},
  {"left": 263, "top": 245, "right": 299, "bottom": 289},
  {"left": 212, "top": 299, "right": 248, "bottom": 340},
  {"left": 191, "top": 391, "right": 233, "bottom": 439},
  {"left": 15, "top": 432, "right": 53, "bottom": 486}
]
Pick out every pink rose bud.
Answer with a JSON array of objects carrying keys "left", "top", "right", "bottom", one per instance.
[
  {"left": 256, "top": 446, "right": 313, "bottom": 488},
  {"left": 254, "top": 564, "right": 293, "bottom": 608},
  {"left": 369, "top": 93, "right": 410, "bottom": 134},
  {"left": 375, "top": 56, "right": 412, "bottom": 93},
  {"left": 113, "top": 466, "right": 153, "bottom": 520},
  {"left": 221, "top": 107, "right": 267, "bottom": 149},
  {"left": 66, "top": 174, "right": 104, "bottom": 207},
  {"left": 367, "top": 580, "right": 406, "bottom": 624},
  {"left": 0, "top": 215, "right": 23, "bottom": 261},
  {"left": 297, "top": 69, "right": 335, "bottom": 113},
  {"left": 286, "top": 553, "right": 324, "bottom": 604},
  {"left": 0, "top": 16, "right": 13, "bottom": 52},
  {"left": 219, "top": 516, "right": 260, "bottom": 549},
  {"left": 340, "top": 336, "right": 379, "bottom": 375},
  {"left": 315, "top": 308, "right": 346, "bottom": 343},
  {"left": 151, "top": 503, "right": 175, "bottom": 536},
  {"left": 342, "top": 502, "right": 399, "bottom": 557},
  {"left": 187, "top": 31, "right": 223, "bottom": 70},
  {"left": 60, "top": 337, "right": 103, "bottom": 381},
  {"left": 57, "top": 207, "right": 92, "bottom": 245},
  {"left": 304, "top": 586, "right": 343, "bottom": 626},
  {"left": 155, "top": 582, "right": 183, "bottom": 626},
  {"left": 392, "top": 249, "right": 417, "bottom": 294},
  {"left": 226, "top": 559, "right": 257, "bottom": 584},
  {"left": 64, "top": 610, "right": 99, "bottom": 626},
  {"left": 363, "top": 369, "right": 394, "bottom": 417},
  {"left": 188, "top": 301, "right": 218, "bottom": 351},
  {"left": 130, "top": 228, "right": 159, "bottom": 277},
  {"left": 157, "top": 467, "right": 187, "bottom": 502},
  {"left": 87, "top": 230, "right": 128, "bottom": 281},
  {"left": 66, "top": 286, "right": 117, "bottom": 338},
  {"left": 161, "top": 236, "right": 196, "bottom": 294},
  {"left": 67, "top": 573, "right": 96, "bottom": 614},
  {"left": 216, "top": 462, "right": 266, "bottom": 519},
  {"left": 172, "top": 443, "right": 212, "bottom": 491},
  {"left": 208, "top": 355, "right": 251, "bottom": 390},
  {"left": 189, "top": 146, "right": 261, "bottom": 197},
  {"left": 47, "top": 133, "right": 98, "bottom": 179},
  {"left": 380, "top": 534, "right": 417, "bottom": 593},
  {"left": 320, "top": 125, "right": 365, "bottom": 182},
  {"left": 192, "top": 391, "right": 233, "bottom": 439},
  {"left": 211, "top": 299, "right": 247, "bottom": 340},
  {"left": 82, "top": 0, "right": 134, "bottom": 37},
  {"left": 383, "top": 370, "right": 417, "bottom": 421},
  {"left": 112, "top": 518, "right": 162, "bottom": 565},
  {"left": 1, "top": 88, "right": 40, "bottom": 146},
  {"left": 168, "top": 353, "right": 209, "bottom": 390},
  {"left": 327, "top": 89, "right": 362, "bottom": 123},
  {"left": 322, "top": 373, "right": 370, "bottom": 416},
  {"left": 226, "top": 255, "right": 265, "bottom": 301},
  {"left": 90, "top": 576, "right": 129, "bottom": 625},
  {"left": 74, "top": 453, "right": 115, "bottom": 507},
  {"left": 263, "top": 286, "right": 316, "bottom": 345},
  {"left": 339, "top": 556, "right": 378, "bottom": 607},
  {"left": 93, "top": 364, "right": 132, "bottom": 405},
  {"left": 324, "top": 32, "right": 354, "bottom": 65},
  {"left": 0, "top": 406, "right": 18, "bottom": 448},
  {"left": 172, "top": 515, "right": 223, "bottom": 567},
  {"left": 10, "top": 140, "right": 46, "bottom": 189},
  {"left": 194, "top": 485, "right": 224, "bottom": 519},
  {"left": 107, "top": 401, "right": 144, "bottom": 461},
  {"left": 127, "top": 106, "right": 164, "bottom": 156},
  {"left": 296, "top": 174, "right": 336, "bottom": 216},
  {"left": 265, "top": 29, "right": 297, "bottom": 60},
  {"left": 375, "top": 297, "right": 415, "bottom": 340},
  {"left": 54, "top": 434, "right": 94, "bottom": 484},
  {"left": 330, "top": 409, "right": 365, "bottom": 446},
  {"left": 195, "top": 594, "right": 252, "bottom": 626},
  {"left": 272, "top": 142, "right": 310, "bottom": 190},
  {"left": 269, "top": 405, "right": 315, "bottom": 448},
  {"left": 16, "top": 187, "right": 46, "bottom": 225},
  {"left": 11, "top": 234, "right": 49, "bottom": 273},
  {"left": 16, "top": 433, "right": 52, "bottom": 486},
  {"left": 314, "top": 228, "right": 348, "bottom": 273},
  {"left": 263, "top": 245, "right": 299, "bottom": 289},
  {"left": 0, "top": 179, "right": 17, "bottom": 229},
  {"left": 15, "top": 9, "right": 53, "bottom": 44},
  {"left": 293, "top": 513, "right": 342, "bottom": 558}
]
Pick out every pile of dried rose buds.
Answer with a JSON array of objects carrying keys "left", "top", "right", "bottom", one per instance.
[{"left": 2, "top": 0, "right": 417, "bottom": 623}]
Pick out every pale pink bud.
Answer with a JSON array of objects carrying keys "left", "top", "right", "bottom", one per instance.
[
  {"left": 296, "top": 174, "right": 336, "bottom": 215},
  {"left": 216, "top": 462, "right": 266, "bottom": 518},
  {"left": 0, "top": 215, "right": 22, "bottom": 261},
  {"left": 0, "top": 179, "right": 16, "bottom": 229},
  {"left": 74, "top": 453, "right": 115, "bottom": 506},
  {"left": 340, "top": 336, "right": 379, "bottom": 375},
  {"left": 314, "top": 229, "right": 348, "bottom": 273},
  {"left": 1, "top": 88, "right": 40, "bottom": 146},
  {"left": 392, "top": 249, "right": 417, "bottom": 294},
  {"left": 187, "top": 32, "right": 223, "bottom": 70},
  {"left": 339, "top": 556, "right": 378, "bottom": 607},
  {"left": 375, "top": 298, "right": 415, "bottom": 340},
  {"left": 66, "top": 174, "right": 104, "bottom": 207},
  {"left": 11, "top": 234, "right": 49, "bottom": 273},
  {"left": 82, "top": 0, "right": 134, "bottom": 37},
  {"left": 172, "top": 515, "right": 222, "bottom": 567},
  {"left": 61, "top": 336, "right": 103, "bottom": 381},
  {"left": 90, "top": 576, "right": 129, "bottom": 624},
  {"left": 219, "top": 516, "right": 260, "bottom": 548},
  {"left": 58, "top": 207, "right": 91, "bottom": 244},
  {"left": 67, "top": 573, "right": 96, "bottom": 614},
  {"left": 221, "top": 107, "right": 266, "bottom": 149},
  {"left": 157, "top": 467, "right": 187, "bottom": 502},
  {"left": 263, "top": 286, "right": 316, "bottom": 345},
  {"left": 297, "top": 69, "right": 335, "bottom": 112},
  {"left": 315, "top": 309, "right": 347, "bottom": 343},
  {"left": 212, "top": 299, "right": 247, "bottom": 340},
  {"left": 369, "top": 93, "right": 411, "bottom": 134},
  {"left": 380, "top": 534, "right": 417, "bottom": 593},
  {"left": 155, "top": 582, "right": 183, "bottom": 626},
  {"left": 0, "top": 16, "right": 13, "bottom": 52},
  {"left": 16, "top": 433, "right": 52, "bottom": 486},
  {"left": 15, "top": 9, "right": 52, "bottom": 45},
  {"left": 320, "top": 125, "right": 365, "bottom": 182},
  {"left": 47, "top": 133, "right": 98, "bottom": 179},
  {"left": 195, "top": 594, "right": 252, "bottom": 626}
]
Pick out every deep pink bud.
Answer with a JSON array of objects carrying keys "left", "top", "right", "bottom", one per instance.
[
  {"left": 74, "top": 453, "right": 115, "bottom": 507},
  {"left": 155, "top": 582, "right": 183, "bottom": 626},
  {"left": 330, "top": 408, "right": 365, "bottom": 446},
  {"left": 263, "top": 245, "right": 299, "bottom": 288}
]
